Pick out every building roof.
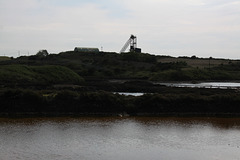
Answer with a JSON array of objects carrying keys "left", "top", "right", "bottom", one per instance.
[{"left": 74, "top": 47, "right": 99, "bottom": 53}]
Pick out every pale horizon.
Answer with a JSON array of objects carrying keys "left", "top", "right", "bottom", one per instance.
[{"left": 1, "top": 0, "right": 240, "bottom": 59}]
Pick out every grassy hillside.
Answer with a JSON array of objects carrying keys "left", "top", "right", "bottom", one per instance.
[
  {"left": 0, "top": 56, "right": 11, "bottom": 61},
  {"left": 0, "top": 65, "right": 84, "bottom": 87},
  {"left": 157, "top": 56, "right": 235, "bottom": 68},
  {"left": 1, "top": 51, "right": 240, "bottom": 84}
]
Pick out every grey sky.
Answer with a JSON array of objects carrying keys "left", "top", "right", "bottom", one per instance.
[{"left": 0, "top": 0, "right": 240, "bottom": 59}]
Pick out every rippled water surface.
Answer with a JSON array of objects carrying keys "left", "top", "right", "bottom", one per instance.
[{"left": 0, "top": 117, "right": 240, "bottom": 160}]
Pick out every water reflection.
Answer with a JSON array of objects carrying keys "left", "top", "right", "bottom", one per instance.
[
  {"left": 160, "top": 82, "right": 240, "bottom": 89},
  {"left": 0, "top": 117, "right": 240, "bottom": 160},
  {"left": 133, "top": 117, "right": 240, "bottom": 129},
  {"left": 114, "top": 92, "right": 144, "bottom": 96},
  {"left": 1, "top": 117, "right": 240, "bottom": 129}
]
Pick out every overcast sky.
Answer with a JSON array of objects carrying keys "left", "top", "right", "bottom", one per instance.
[{"left": 0, "top": 0, "right": 240, "bottom": 59}]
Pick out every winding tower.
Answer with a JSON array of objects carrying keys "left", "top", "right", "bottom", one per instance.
[{"left": 120, "top": 35, "right": 141, "bottom": 53}]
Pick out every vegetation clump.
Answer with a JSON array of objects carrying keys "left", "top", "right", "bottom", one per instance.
[{"left": 0, "top": 88, "right": 240, "bottom": 116}]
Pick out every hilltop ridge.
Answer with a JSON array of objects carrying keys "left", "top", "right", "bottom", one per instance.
[{"left": 1, "top": 51, "right": 240, "bottom": 87}]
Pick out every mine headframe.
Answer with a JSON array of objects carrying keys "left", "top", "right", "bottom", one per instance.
[{"left": 120, "top": 35, "right": 141, "bottom": 53}]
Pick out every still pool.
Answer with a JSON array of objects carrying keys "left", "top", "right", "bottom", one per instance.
[
  {"left": 160, "top": 82, "right": 240, "bottom": 89},
  {"left": 0, "top": 117, "right": 240, "bottom": 160}
]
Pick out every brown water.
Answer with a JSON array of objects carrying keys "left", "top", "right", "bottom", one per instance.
[{"left": 0, "top": 117, "right": 240, "bottom": 160}]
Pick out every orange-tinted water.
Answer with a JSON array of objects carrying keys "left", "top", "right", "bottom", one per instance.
[{"left": 0, "top": 117, "right": 240, "bottom": 160}]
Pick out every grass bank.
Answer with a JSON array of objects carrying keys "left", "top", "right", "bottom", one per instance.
[
  {"left": 0, "top": 65, "right": 84, "bottom": 87},
  {"left": 1, "top": 88, "right": 240, "bottom": 117}
]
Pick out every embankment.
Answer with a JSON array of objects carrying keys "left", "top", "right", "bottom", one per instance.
[{"left": 1, "top": 88, "right": 240, "bottom": 117}]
